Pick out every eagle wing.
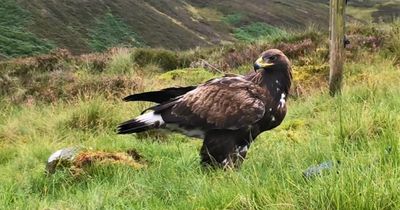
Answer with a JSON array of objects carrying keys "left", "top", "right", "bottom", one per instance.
[
  {"left": 168, "top": 77, "right": 268, "bottom": 129},
  {"left": 123, "top": 86, "right": 196, "bottom": 103}
]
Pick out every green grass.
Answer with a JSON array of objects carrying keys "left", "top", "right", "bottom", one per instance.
[
  {"left": 234, "top": 22, "right": 288, "bottom": 42},
  {"left": 105, "top": 48, "right": 135, "bottom": 75},
  {"left": 1, "top": 22, "right": 400, "bottom": 209},
  {"left": 89, "top": 13, "right": 145, "bottom": 52},
  {"left": 222, "top": 13, "right": 246, "bottom": 26},
  {"left": 0, "top": 56, "right": 399, "bottom": 209},
  {"left": 0, "top": 0, "right": 53, "bottom": 57}
]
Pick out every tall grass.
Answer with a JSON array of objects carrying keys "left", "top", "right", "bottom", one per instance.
[
  {"left": 384, "top": 19, "right": 400, "bottom": 64},
  {"left": 105, "top": 48, "right": 135, "bottom": 74}
]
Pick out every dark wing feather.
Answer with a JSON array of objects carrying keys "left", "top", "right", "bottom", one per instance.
[
  {"left": 167, "top": 77, "right": 269, "bottom": 129},
  {"left": 123, "top": 86, "right": 196, "bottom": 103}
]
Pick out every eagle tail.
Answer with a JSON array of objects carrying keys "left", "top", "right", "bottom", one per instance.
[
  {"left": 123, "top": 86, "right": 195, "bottom": 103},
  {"left": 117, "top": 111, "right": 164, "bottom": 134}
]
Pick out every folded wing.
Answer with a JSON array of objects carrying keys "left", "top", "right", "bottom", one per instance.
[
  {"left": 117, "top": 76, "right": 270, "bottom": 135},
  {"left": 162, "top": 77, "right": 269, "bottom": 130},
  {"left": 123, "top": 86, "right": 196, "bottom": 103}
]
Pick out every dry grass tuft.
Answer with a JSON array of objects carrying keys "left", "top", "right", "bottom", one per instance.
[
  {"left": 73, "top": 150, "right": 145, "bottom": 169},
  {"left": 49, "top": 149, "right": 146, "bottom": 176}
]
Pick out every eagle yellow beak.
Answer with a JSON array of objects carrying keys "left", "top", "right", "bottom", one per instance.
[{"left": 254, "top": 57, "right": 274, "bottom": 71}]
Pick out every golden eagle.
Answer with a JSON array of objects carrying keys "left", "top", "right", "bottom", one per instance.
[{"left": 118, "top": 49, "right": 292, "bottom": 168}]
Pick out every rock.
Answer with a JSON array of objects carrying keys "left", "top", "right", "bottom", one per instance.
[
  {"left": 46, "top": 147, "right": 80, "bottom": 174},
  {"left": 303, "top": 160, "right": 338, "bottom": 179}
]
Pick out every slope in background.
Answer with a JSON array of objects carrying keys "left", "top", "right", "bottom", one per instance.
[{"left": 0, "top": 0, "right": 399, "bottom": 58}]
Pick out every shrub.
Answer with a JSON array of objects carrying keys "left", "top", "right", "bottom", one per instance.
[
  {"left": 34, "top": 48, "right": 72, "bottom": 72},
  {"left": 0, "top": 69, "right": 140, "bottom": 103},
  {"left": 157, "top": 68, "right": 217, "bottom": 85},
  {"left": 0, "top": 72, "right": 19, "bottom": 96},
  {"left": 76, "top": 52, "right": 110, "bottom": 73},
  {"left": 0, "top": 70, "right": 77, "bottom": 103},
  {"left": 69, "top": 75, "right": 141, "bottom": 100},
  {"left": 215, "top": 37, "right": 320, "bottom": 70},
  {"left": 0, "top": 48, "right": 72, "bottom": 77}
]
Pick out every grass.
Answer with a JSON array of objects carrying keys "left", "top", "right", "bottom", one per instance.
[
  {"left": 347, "top": 6, "right": 379, "bottom": 21},
  {"left": 0, "top": 0, "right": 53, "bottom": 57},
  {"left": 1, "top": 22, "right": 400, "bottom": 209},
  {"left": 222, "top": 13, "right": 246, "bottom": 26},
  {"left": 234, "top": 22, "right": 288, "bottom": 42},
  {"left": 89, "top": 13, "right": 145, "bottom": 52},
  {"left": 1, "top": 57, "right": 399, "bottom": 209},
  {"left": 105, "top": 48, "right": 135, "bottom": 74},
  {"left": 186, "top": 5, "right": 223, "bottom": 22}
]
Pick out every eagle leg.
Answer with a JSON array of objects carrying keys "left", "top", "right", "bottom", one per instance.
[{"left": 200, "top": 130, "right": 251, "bottom": 169}]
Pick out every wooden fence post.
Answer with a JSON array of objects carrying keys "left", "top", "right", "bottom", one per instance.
[{"left": 329, "top": 0, "right": 346, "bottom": 96}]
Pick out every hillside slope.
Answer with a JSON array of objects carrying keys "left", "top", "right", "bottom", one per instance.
[
  {"left": 17, "top": 0, "right": 330, "bottom": 53},
  {"left": 0, "top": 0, "right": 399, "bottom": 58}
]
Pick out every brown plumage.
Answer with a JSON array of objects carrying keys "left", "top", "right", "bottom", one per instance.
[{"left": 118, "top": 49, "right": 292, "bottom": 168}]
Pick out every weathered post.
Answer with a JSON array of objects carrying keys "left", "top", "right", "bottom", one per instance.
[{"left": 329, "top": 0, "right": 346, "bottom": 96}]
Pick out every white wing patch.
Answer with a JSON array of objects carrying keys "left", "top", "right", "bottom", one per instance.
[
  {"left": 239, "top": 145, "right": 248, "bottom": 153},
  {"left": 277, "top": 93, "right": 286, "bottom": 109},
  {"left": 136, "top": 111, "right": 165, "bottom": 126}
]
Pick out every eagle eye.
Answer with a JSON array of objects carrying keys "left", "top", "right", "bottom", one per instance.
[{"left": 269, "top": 55, "right": 277, "bottom": 62}]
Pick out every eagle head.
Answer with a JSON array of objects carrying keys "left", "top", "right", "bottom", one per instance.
[{"left": 253, "top": 49, "right": 289, "bottom": 72}]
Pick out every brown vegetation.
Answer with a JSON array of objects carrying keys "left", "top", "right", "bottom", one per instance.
[{"left": 0, "top": 21, "right": 398, "bottom": 104}]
